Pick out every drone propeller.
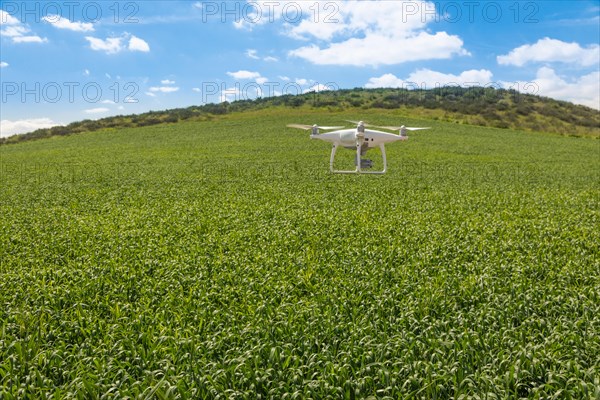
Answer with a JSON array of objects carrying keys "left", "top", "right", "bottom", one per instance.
[
  {"left": 286, "top": 124, "right": 313, "bottom": 130},
  {"left": 287, "top": 124, "right": 345, "bottom": 130},
  {"left": 346, "top": 120, "right": 430, "bottom": 133},
  {"left": 381, "top": 126, "right": 431, "bottom": 131},
  {"left": 344, "top": 120, "right": 376, "bottom": 128}
]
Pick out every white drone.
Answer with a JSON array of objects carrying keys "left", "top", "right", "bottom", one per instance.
[{"left": 287, "top": 120, "right": 430, "bottom": 174}]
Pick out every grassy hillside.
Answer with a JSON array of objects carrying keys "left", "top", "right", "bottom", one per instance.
[
  {"left": 1, "top": 108, "right": 599, "bottom": 398},
  {"left": 2, "top": 87, "right": 598, "bottom": 145}
]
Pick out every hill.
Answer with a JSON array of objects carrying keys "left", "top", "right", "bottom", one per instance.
[
  {"left": 1, "top": 107, "right": 598, "bottom": 398},
  {"left": 1, "top": 87, "right": 598, "bottom": 145}
]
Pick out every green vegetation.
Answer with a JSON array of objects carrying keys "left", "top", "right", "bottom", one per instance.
[
  {"left": 1, "top": 108, "right": 599, "bottom": 398},
  {"left": 2, "top": 87, "right": 599, "bottom": 146}
]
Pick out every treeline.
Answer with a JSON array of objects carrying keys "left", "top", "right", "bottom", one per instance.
[{"left": 2, "top": 87, "right": 598, "bottom": 145}]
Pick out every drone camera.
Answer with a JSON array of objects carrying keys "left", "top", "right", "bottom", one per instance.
[{"left": 360, "top": 159, "right": 374, "bottom": 169}]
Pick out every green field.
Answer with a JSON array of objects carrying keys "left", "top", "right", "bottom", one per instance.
[{"left": 1, "top": 108, "right": 599, "bottom": 398}]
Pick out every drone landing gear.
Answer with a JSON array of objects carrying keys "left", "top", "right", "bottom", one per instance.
[{"left": 329, "top": 144, "right": 388, "bottom": 174}]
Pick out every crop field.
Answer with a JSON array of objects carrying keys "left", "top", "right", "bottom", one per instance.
[{"left": 0, "top": 108, "right": 599, "bottom": 398}]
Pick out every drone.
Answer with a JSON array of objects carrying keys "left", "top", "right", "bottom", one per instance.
[{"left": 287, "top": 120, "right": 430, "bottom": 174}]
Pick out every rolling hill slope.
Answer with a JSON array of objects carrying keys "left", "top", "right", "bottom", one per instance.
[
  {"left": 2, "top": 87, "right": 598, "bottom": 145},
  {"left": 1, "top": 108, "right": 599, "bottom": 398}
]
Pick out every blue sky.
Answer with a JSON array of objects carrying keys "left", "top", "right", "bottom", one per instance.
[{"left": 1, "top": 0, "right": 599, "bottom": 136}]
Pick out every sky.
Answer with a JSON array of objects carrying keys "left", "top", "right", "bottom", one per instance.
[{"left": 1, "top": 0, "right": 599, "bottom": 137}]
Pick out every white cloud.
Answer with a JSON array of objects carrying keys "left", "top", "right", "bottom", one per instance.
[
  {"left": 232, "top": 20, "right": 246, "bottom": 30},
  {"left": 295, "top": 78, "right": 309, "bottom": 86},
  {"left": 365, "top": 69, "right": 494, "bottom": 88},
  {"left": 192, "top": 87, "right": 201, "bottom": 92},
  {"left": 0, "top": 10, "right": 20, "bottom": 25},
  {"left": 291, "top": 31, "right": 467, "bottom": 67},
  {"left": 1, "top": 118, "right": 60, "bottom": 138},
  {"left": 304, "top": 83, "right": 335, "bottom": 93},
  {"left": 146, "top": 92, "right": 157, "bottom": 97},
  {"left": 1, "top": 10, "right": 47, "bottom": 43},
  {"left": 1, "top": 25, "right": 28, "bottom": 37},
  {"left": 85, "top": 34, "right": 150, "bottom": 54},
  {"left": 287, "top": 1, "right": 467, "bottom": 66},
  {"left": 497, "top": 38, "right": 600, "bottom": 67},
  {"left": 245, "top": 48, "right": 278, "bottom": 62},
  {"left": 84, "top": 107, "right": 109, "bottom": 114},
  {"left": 227, "top": 70, "right": 262, "bottom": 80},
  {"left": 278, "top": 76, "right": 290, "bottom": 81},
  {"left": 84, "top": 69, "right": 90, "bottom": 76},
  {"left": 42, "top": 14, "right": 94, "bottom": 32},
  {"left": 507, "top": 67, "right": 600, "bottom": 109},
  {"left": 161, "top": 79, "right": 176, "bottom": 85},
  {"left": 287, "top": 1, "right": 427, "bottom": 41},
  {"left": 149, "top": 86, "right": 180, "bottom": 93},
  {"left": 551, "top": 15, "right": 599, "bottom": 27},
  {"left": 1, "top": 25, "right": 46, "bottom": 43},
  {"left": 226, "top": 70, "right": 269, "bottom": 86},
  {"left": 220, "top": 87, "right": 242, "bottom": 102},
  {"left": 0, "top": 61, "right": 8, "bottom": 68},
  {"left": 85, "top": 36, "right": 124, "bottom": 54},
  {"left": 365, "top": 73, "right": 405, "bottom": 88},
  {"left": 12, "top": 35, "right": 47, "bottom": 43},
  {"left": 246, "top": 49, "right": 260, "bottom": 59},
  {"left": 128, "top": 35, "right": 150, "bottom": 52},
  {"left": 238, "top": 1, "right": 455, "bottom": 67}
]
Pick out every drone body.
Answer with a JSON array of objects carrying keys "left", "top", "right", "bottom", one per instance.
[{"left": 287, "top": 121, "right": 429, "bottom": 174}]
